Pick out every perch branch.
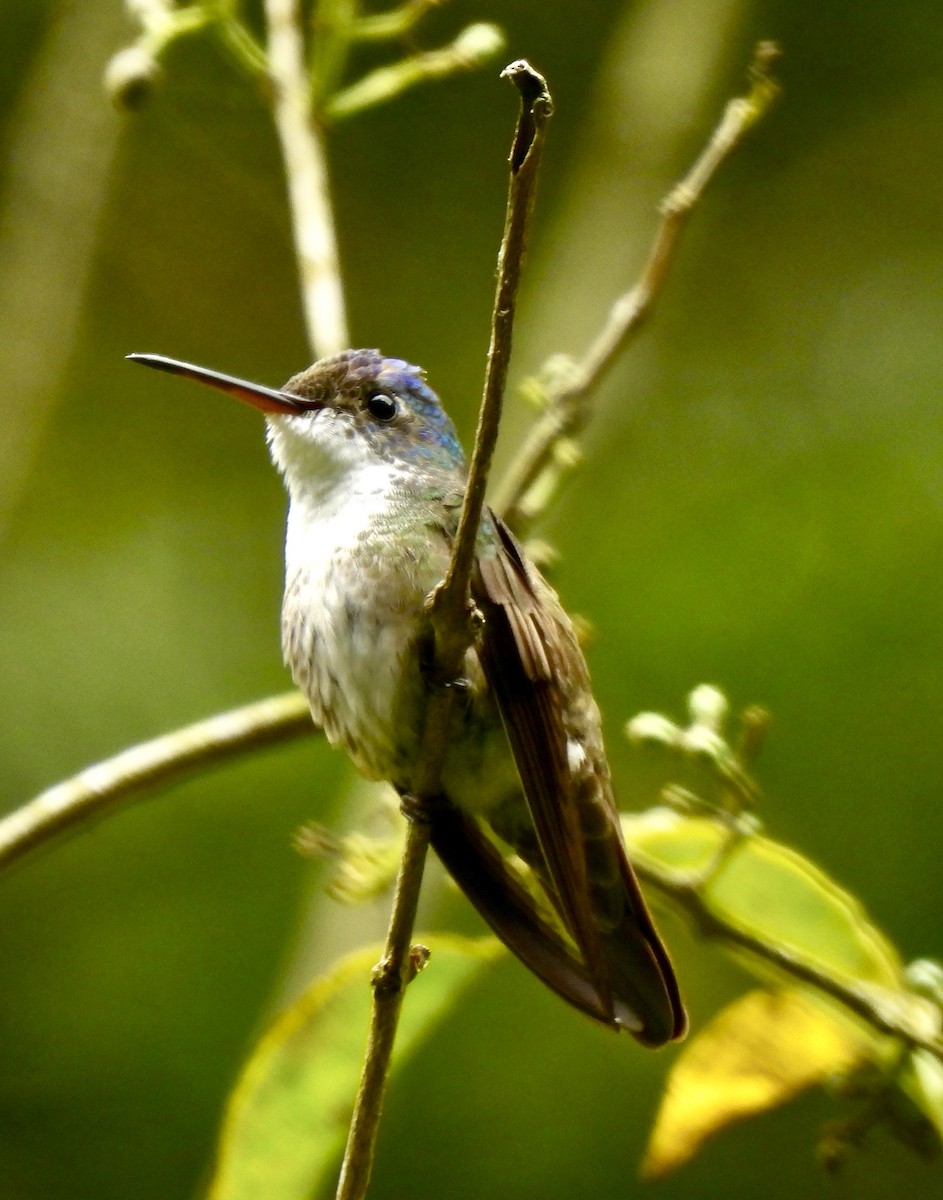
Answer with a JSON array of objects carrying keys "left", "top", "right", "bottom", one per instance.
[{"left": 333, "top": 61, "right": 553, "bottom": 1200}]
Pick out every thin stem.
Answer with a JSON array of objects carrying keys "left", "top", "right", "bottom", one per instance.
[
  {"left": 437, "top": 61, "right": 553, "bottom": 633},
  {"left": 264, "top": 0, "right": 348, "bottom": 357},
  {"left": 331, "top": 62, "right": 553, "bottom": 1200},
  {"left": 495, "top": 41, "right": 780, "bottom": 532},
  {"left": 215, "top": 17, "right": 269, "bottom": 76},
  {"left": 353, "top": 0, "right": 441, "bottom": 41},
  {"left": 0, "top": 693, "right": 314, "bottom": 871},
  {"left": 326, "top": 23, "right": 505, "bottom": 122},
  {"left": 334, "top": 817, "right": 432, "bottom": 1200}
]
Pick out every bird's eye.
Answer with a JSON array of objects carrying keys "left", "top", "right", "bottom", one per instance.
[{"left": 366, "top": 391, "right": 398, "bottom": 422}]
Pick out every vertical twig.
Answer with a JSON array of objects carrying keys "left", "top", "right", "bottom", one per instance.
[
  {"left": 264, "top": 0, "right": 348, "bottom": 357},
  {"left": 436, "top": 60, "right": 553, "bottom": 634},
  {"left": 333, "top": 61, "right": 554, "bottom": 1200},
  {"left": 332, "top": 820, "right": 432, "bottom": 1200}
]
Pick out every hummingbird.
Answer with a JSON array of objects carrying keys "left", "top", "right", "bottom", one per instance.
[{"left": 129, "top": 348, "right": 686, "bottom": 1046}]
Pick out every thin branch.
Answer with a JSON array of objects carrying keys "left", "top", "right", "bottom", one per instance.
[
  {"left": 495, "top": 41, "right": 780, "bottom": 532},
  {"left": 332, "top": 62, "right": 553, "bottom": 1200},
  {"left": 264, "top": 0, "right": 348, "bottom": 357},
  {"left": 333, "top": 819, "right": 432, "bottom": 1200},
  {"left": 326, "top": 23, "right": 505, "bottom": 122},
  {"left": 352, "top": 0, "right": 442, "bottom": 41},
  {"left": 0, "top": 693, "right": 314, "bottom": 871},
  {"left": 636, "top": 863, "right": 943, "bottom": 1061},
  {"left": 437, "top": 60, "right": 553, "bottom": 640},
  {"left": 214, "top": 17, "right": 269, "bottom": 76}
]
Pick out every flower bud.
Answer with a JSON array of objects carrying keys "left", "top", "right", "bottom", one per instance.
[{"left": 104, "top": 45, "right": 162, "bottom": 111}]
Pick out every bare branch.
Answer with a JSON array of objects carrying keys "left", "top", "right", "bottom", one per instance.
[
  {"left": 496, "top": 41, "right": 780, "bottom": 533},
  {"left": 264, "top": 0, "right": 348, "bottom": 356},
  {"left": 436, "top": 61, "right": 553, "bottom": 650},
  {"left": 333, "top": 819, "right": 433, "bottom": 1200},
  {"left": 0, "top": 693, "right": 314, "bottom": 871},
  {"left": 333, "top": 62, "right": 553, "bottom": 1200},
  {"left": 326, "top": 23, "right": 505, "bottom": 121}
]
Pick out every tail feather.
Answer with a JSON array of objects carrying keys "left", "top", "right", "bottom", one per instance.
[{"left": 430, "top": 802, "right": 646, "bottom": 1033}]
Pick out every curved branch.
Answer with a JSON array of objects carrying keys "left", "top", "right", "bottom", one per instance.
[{"left": 0, "top": 693, "right": 315, "bottom": 871}]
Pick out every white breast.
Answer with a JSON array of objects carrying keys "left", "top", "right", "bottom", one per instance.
[{"left": 280, "top": 459, "right": 428, "bottom": 782}]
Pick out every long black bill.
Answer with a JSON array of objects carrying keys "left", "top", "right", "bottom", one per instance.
[{"left": 127, "top": 353, "right": 307, "bottom": 416}]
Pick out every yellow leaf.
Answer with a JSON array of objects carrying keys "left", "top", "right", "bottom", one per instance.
[{"left": 642, "top": 988, "right": 864, "bottom": 1178}]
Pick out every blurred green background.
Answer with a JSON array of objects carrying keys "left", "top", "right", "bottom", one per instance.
[{"left": 2, "top": 0, "right": 942, "bottom": 1197}]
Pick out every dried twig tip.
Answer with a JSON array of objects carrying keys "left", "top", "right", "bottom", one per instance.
[
  {"left": 500, "top": 58, "right": 552, "bottom": 108},
  {"left": 746, "top": 40, "right": 782, "bottom": 113},
  {"left": 500, "top": 59, "right": 553, "bottom": 172},
  {"left": 751, "top": 40, "right": 782, "bottom": 79}
]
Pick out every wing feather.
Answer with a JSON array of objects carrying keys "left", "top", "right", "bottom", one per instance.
[
  {"left": 473, "top": 515, "right": 617, "bottom": 1016},
  {"left": 428, "top": 503, "right": 685, "bottom": 1042}
]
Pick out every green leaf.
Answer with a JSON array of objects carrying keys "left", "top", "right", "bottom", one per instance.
[
  {"left": 624, "top": 808, "right": 904, "bottom": 991},
  {"left": 206, "top": 934, "right": 501, "bottom": 1200}
]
